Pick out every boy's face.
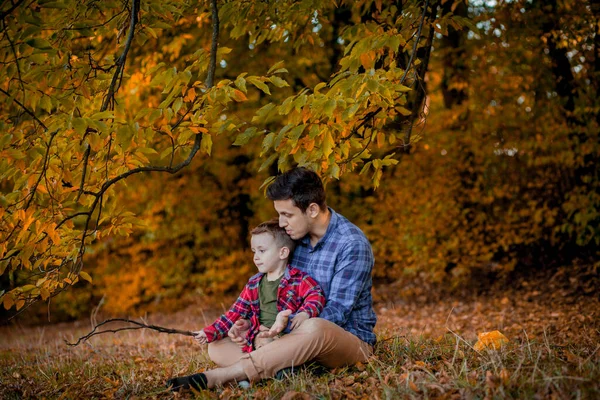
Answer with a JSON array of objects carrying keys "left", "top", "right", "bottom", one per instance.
[
  {"left": 273, "top": 199, "right": 312, "bottom": 240},
  {"left": 251, "top": 232, "right": 287, "bottom": 274}
]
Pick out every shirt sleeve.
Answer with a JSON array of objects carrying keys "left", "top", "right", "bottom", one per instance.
[
  {"left": 296, "top": 275, "right": 326, "bottom": 318},
  {"left": 203, "top": 283, "right": 253, "bottom": 343},
  {"left": 318, "top": 240, "right": 373, "bottom": 326}
]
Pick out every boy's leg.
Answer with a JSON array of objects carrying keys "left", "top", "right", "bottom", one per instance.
[
  {"left": 207, "top": 337, "right": 246, "bottom": 367},
  {"left": 238, "top": 318, "right": 372, "bottom": 381}
]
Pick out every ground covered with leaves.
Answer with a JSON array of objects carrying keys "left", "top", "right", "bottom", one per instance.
[{"left": 1, "top": 272, "right": 598, "bottom": 399}]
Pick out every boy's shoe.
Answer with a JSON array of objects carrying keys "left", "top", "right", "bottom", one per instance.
[
  {"left": 166, "top": 372, "right": 208, "bottom": 392},
  {"left": 237, "top": 380, "right": 251, "bottom": 389}
]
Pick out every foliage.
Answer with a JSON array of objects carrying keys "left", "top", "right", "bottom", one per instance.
[
  {"left": 1, "top": 0, "right": 463, "bottom": 318},
  {"left": 1, "top": 0, "right": 599, "bottom": 321}
]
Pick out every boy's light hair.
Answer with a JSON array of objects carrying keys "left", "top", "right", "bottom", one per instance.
[{"left": 251, "top": 219, "right": 296, "bottom": 256}]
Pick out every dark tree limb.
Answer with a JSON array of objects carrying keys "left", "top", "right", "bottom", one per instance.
[
  {"left": 25, "top": 130, "right": 58, "bottom": 209},
  {"left": 65, "top": 318, "right": 195, "bottom": 346},
  {"left": 0, "top": 87, "right": 48, "bottom": 131},
  {"left": 0, "top": 0, "right": 25, "bottom": 20},
  {"left": 101, "top": 0, "right": 139, "bottom": 112}
]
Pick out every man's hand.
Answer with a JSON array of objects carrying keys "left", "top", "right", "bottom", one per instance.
[
  {"left": 228, "top": 319, "right": 251, "bottom": 347},
  {"left": 193, "top": 330, "right": 208, "bottom": 345},
  {"left": 290, "top": 311, "right": 310, "bottom": 330},
  {"left": 253, "top": 325, "right": 274, "bottom": 349},
  {"left": 257, "top": 309, "right": 292, "bottom": 339}
]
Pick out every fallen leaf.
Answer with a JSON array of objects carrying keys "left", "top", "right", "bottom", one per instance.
[
  {"left": 281, "top": 391, "right": 312, "bottom": 400},
  {"left": 473, "top": 330, "right": 509, "bottom": 351}
]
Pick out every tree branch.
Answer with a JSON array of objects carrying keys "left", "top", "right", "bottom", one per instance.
[
  {"left": 65, "top": 318, "right": 194, "bottom": 346},
  {"left": 25, "top": 130, "right": 58, "bottom": 209},
  {"left": 101, "top": 0, "right": 139, "bottom": 112},
  {"left": 0, "top": 87, "right": 48, "bottom": 131},
  {"left": 69, "top": 0, "right": 220, "bottom": 275},
  {"left": 0, "top": 0, "right": 26, "bottom": 20}
]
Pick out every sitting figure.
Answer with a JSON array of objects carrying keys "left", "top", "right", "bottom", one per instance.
[{"left": 167, "top": 219, "right": 325, "bottom": 391}]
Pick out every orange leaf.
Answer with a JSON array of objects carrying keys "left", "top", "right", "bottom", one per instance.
[
  {"left": 231, "top": 89, "right": 248, "bottom": 102},
  {"left": 473, "top": 330, "right": 509, "bottom": 351}
]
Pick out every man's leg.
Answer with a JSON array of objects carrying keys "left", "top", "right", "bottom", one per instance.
[
  {"left": 186, "top": 318, "right": 371, "bottom": 388},
  {"left": 207, "top": 337, "right": 245, "bottom": 367},
  {"left": 238, "top": 318, "right": 372, "bottom": 381}
]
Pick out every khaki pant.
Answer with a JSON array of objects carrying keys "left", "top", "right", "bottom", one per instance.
[{"left": 207, "top": 318, "right": 373, "bottom": 381}]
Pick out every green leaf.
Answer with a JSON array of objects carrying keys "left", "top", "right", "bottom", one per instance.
[
  {"left": 248, "top": 77, "right": 271, "bottom": 95},
  {"left": 72, "top": 118, "right": 87, "bottom": 135},
  {"left": 92, "top": 111, "right": 115, "bottom": 120},
  {"left": 235, "top": 76, "right": 247, "bottom": 93},
  {"left": 314, "top": 82, "right": 327, "bottom": 93},
  {"left": 288, "top": 124, "right": 305, "bottom": 143},
  {"left": 269, "top": 76, "right": 289, "bottom": 88},
  {"left": 233, "top": 127, "right": 258, "bottom": 146},
  {"left": 201, "top": 134, "right": 213, "bottom": 155},
  {"left": 26, "top": 38, "right": 52, "bottom": 50},
  {"left": 40, "top": 2, "right": 70, "bottom": 9},
  {"left": 323, "top": 99, "right": 336, "bottom": 118},
  {"left": 259, "top": 153, "right": 278, "bottom": 172},
  {"left": 268, "top": 60, "right": 285, "bottom": 74}
]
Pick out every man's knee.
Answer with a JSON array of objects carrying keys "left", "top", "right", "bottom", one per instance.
[{"left": 298, "top": 318, "right": 333, "bottom": 335}]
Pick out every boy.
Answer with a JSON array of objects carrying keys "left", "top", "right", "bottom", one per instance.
[{"left": 167, "top": 219, "right": 325, "bottom": 391}]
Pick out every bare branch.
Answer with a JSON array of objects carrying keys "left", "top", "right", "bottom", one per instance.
[
  {"left": 101, "top": 0, "right": 139, "bottom": 112},
  {"left": 25, "top": 130, "right": 58, "bottom": 210},
  {"left": 65, "top": 318, "right": 194, "bottom": 346},
  {"left": 0, "top": 87, "right": 48, "bottom": 131},
  {"left": 76, "top": 145, "right": 91, "bottom": 202},
  {"left": 400, "top": 0, "right": 430, "bottom": 85}
]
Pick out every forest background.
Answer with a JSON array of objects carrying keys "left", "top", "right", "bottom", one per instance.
[{"left": 0, "top": 0, "right": 598, "bottom": 325}]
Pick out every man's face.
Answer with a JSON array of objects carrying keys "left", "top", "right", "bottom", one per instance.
[
  {"left": 273, "top": 199, "right": 311, "bottom": 240},
  {"left": 250, "top": 233, "right": 285, "bottom": 274}
]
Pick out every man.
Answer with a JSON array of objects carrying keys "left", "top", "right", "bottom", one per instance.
[{"left": 167, "top": 167, "right": 377, "bottom": 391}]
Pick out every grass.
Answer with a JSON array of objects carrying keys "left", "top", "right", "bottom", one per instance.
[{"left": 1, "top": 320, "right": 598, "bottom": 399}]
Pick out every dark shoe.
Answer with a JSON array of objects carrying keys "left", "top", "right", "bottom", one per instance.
[{"left": 166, "top": 372, "right": 208, "bottom": 392}]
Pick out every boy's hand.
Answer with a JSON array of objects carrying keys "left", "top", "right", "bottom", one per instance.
[
  {"left": 228, "top": 319, "right": 251, "bottom": 347},
  {"left": 257, "top": 309, "right": 292, "bottom": 339},
  {"left": 193, "top": 330, "right": 208, "bottom": 345},
  {"left": 290, "top": 312, "right": 309, "bottom": 330}
]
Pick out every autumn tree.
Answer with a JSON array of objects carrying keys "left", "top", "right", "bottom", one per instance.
[{"left": 1, "top": 0, "right": 474, "bottom": 319}]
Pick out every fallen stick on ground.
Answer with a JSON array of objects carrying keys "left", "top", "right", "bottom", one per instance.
[{"left": 65, "top": 318, "right": 194, "bottom": 346}]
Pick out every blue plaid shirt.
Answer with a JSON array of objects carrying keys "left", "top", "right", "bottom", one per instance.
[{"left": 290, "top": 208, "right": 377, "bottom": 345}]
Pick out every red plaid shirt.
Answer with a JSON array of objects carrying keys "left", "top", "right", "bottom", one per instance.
[{"left": 203, "top": 265, "right": 326, "bottom": 353}]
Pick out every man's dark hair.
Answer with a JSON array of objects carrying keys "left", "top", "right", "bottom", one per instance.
[
  {"left": 266, "top": 167, "right": 327, "bottom": 212},
  {"left": 251, "top": 219, "right": 296, "bottom": 254}
]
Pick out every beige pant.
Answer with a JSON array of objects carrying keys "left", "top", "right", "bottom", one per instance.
[{"left": 207, "top": 318, "right": 373, "bottom": 381}]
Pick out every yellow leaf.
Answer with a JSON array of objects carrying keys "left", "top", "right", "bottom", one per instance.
[
  {"left": 473, "top": 330, "right": 509, "bottom": 351},
  {"left": 40, "top": 288, "right": 51, "bottom": 301},
  {"left": 79, "top": 271, "right": 93, "bottom": 283}
]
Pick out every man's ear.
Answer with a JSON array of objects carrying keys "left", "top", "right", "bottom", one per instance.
[
  {"left": 279, "top": 246, "right": 290, "bottom": 259},
  {"left": 307, "top": 203, "right": 320, "bottom": 218}
]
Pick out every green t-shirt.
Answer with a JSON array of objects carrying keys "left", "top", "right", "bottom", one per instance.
[{"left": 258, "top": 275, "right": 282, "bottom": 328}]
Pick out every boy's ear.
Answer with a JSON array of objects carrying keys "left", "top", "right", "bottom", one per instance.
[{"left": 279, "top": 246, "right": 290, "bottom": 260}]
